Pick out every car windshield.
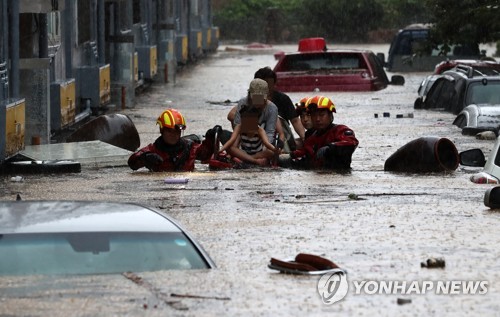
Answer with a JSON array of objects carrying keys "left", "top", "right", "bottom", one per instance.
[
  {"left": 280, "top": 53, "right": 366, "bottom": 71},
  {"left": 466, "top": 81, "right": 500, "bottom": 105},
  {"left": 418, "top": 76, "right": 440, "bottom": 97},
  {"left": 0, "top": 231, "right": 209, "bottom": 276}
]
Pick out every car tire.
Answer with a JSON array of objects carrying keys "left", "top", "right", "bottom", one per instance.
[{"left": 414, "top": 97, "right": 423, "bottom": 109}]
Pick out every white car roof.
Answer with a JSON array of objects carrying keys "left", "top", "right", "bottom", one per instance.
[{"left": 0, "top": 201, "right": 181, "bottom": 234}]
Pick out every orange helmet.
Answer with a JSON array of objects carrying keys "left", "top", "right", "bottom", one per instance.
[
  {"left": 295, "top": 97, "right": 309, "bottom": 115},
  {"left": 157, "top": 109, "right": 186, "bottom": 130},
  {"left": 295, "top": 96, "right": 309, "bottom": 109},
  {"left": 306, "top": 96, "right": 336, "bottom": 113}
]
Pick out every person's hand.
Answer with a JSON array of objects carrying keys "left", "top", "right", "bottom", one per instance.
[
  {"left": 276, "top": 138, "right": 285, "bottom": 150},
  {"left": 142, "top": 152, "right": 163, "bottom": 170},
  {"left": 316, "top": 144, "right": 334, "bottom": 159},
  {"left": 290, "top": 151, "right": 303, "bottom": 160},
  {"left": 218, "top": 144, "right": 228, "bottom": 154}
]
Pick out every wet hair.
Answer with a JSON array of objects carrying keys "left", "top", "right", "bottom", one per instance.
[
  {"left": 296, "top": 108, "right": 309, "bottom": 116},
  {"left": 254, "top": 67, "right": 277, "bottom": 83},
  {"left": 239, "top": 104, "right": 260, "bottom": 115}
]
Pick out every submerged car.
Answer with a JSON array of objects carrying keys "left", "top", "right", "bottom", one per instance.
[
  {"left": 415, "top": 65, "right": 500, "bottom": 114},
  {"left": 413, "top": 74, "right": 444, "bottom": 108},
  {"left": 414, "top": 61, "right": 500, "bottom": 110},
  {"left": 433, "top": 59, "right": 500, "bottom": 75},
  {"left": 386, "top": 24, "right": 482, "bottom": 72},
  {"left": 461, "top": 137, "right": 500, "bottom": 185},
  {"left": 453, "top": 104, "right": 500, "bottom": 135},
  {"left": 0, "top": 200, "right": 215, "bottom": 275},
  {"left": 273, "top": 38, "right": 404, "bottom": 92}
]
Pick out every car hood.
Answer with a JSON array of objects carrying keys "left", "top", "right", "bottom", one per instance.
[{"left": 474, "top": 104, "right": 500, "bottom": 115}]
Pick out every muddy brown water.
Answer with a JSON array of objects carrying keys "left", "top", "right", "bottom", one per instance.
[{"left": 1, "top": 44, "right": 499, "bottom": 316}]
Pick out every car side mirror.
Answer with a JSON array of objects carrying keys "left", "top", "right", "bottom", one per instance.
[
  {"left": 274, "top": 51, "right": 285, "bottom": 61},
  {"left": 459, "top": 149, "right": 486, "bottom": 167},
  {"left": 390, "top": 75, "right": 405, "bottom": 86},
  {"left": 376, "top": 52, "right": 385, "bottom": 65},
  {"left": 484, "top": 186, "right": 500, "bottom": 208}
]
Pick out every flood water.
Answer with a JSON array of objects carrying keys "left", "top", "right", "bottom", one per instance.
[{"left": 1, "top": 43, "right": 499, "bottom": 316}]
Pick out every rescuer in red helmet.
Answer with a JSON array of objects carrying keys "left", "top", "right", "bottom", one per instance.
[
  {"left": 128, "top": 108, "right": 220, "bottom": 171},
  {"left": 294, "top": 96, "right": 315, "bottom": 149},
  {"left": 287, "top": 96, "right": 359, "bottom": 169}
]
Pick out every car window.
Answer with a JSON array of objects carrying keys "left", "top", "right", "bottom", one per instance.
[
  {"left": 281, "top": 53, "right": 365, "bottom": 71},
  {"left": 474, "top": 67, "right": 500, "bottom": 76},
  {"left": 424, "top": 77, "right": 456, "bottom": 109},
  {"left": 495, "top": 149, "right": 500, "bottom": 167},
  {"left": 391, "top": 30, "right": 428, "bottom": 55},
  {"left": 453, "top": 114, "right": 467, "bottom": 128},
  {"left": 367, "top": 53, "right": 389, "bottom": 82},
  {"left": 422, "top": 77, "right": 439, "bottom": 96},
  {"left": 0, "top": 231, "right": 209, "bottom": 275},
  {"left": 466, "top": 81, "right": 500, "bottom": 105}
]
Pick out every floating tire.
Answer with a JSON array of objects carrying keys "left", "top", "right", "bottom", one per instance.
[{"left": 2, "top": 160, "right": 82, "bottom": 174}]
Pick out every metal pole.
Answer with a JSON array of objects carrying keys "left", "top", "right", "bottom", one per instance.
[
  {"left": 121, "top": 86, "right": 126, "bottom": 109},
  {"left": 0, "top": 0, "right": 7, "bottom": 100},
  {"left": 64, "top": 0, "right": 74, "bottom": 78},
  {"left": 38, "top": 14, "right": 48, "bottom": 58},
  {"left": 8, "top": 0, "right": 19, "bottom": 98},
  {"left": 97, "top": 0, "right": 105, "bottom": 64}
]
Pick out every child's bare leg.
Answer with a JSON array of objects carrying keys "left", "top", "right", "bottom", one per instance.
[
  {"left": 252, "top": 149, "right": 276, "bottom": 166},
  {"left": 254, "top": 149, "right": 275, "bottom": 160},
  {"left": 228, "top": 146, "right": 267, "bottom": 165}
]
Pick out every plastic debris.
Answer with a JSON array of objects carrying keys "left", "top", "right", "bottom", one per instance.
[
  {"left": 397, "top": 298, "right": 412, "bottom": 305},
  {"left": 164, "top": 178, "right": 189, "bottom": 184},
  {"left": 421, "top": 257, "right": 445, "bottom": 268},
  {"left": 10, "top": 176, "right": 23, "bottom": 182}
]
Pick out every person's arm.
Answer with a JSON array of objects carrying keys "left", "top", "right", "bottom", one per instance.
[
  {"left": 128, "top": 150, "right": 147, "bottom": 170},
  {"left": 275, "top": 118, "right": 286, "bottom": 146},
  {"left": 227, "top": 106, "right": 237, "bottom": 129},
  {"left": 128, "top": 143, "right": 164, "bottom": 171},
  {"left": 262, "top": 102, "right": 279, "bottom": 143},
  {"left": 231, "top": 98, "right": 245, "bottom": 128},
  {"left": 290, "top": 116, "right": 305, "bottom": 140},
  {"left": 331, "top": 125, "right": 359, "bottom": 147},
  {"left": 219, "top": 125, "right": 241, "bottom": 153},
  {"left": 276, "top": 91, "right": 304, "bottom": 140},
  {"left": 258, "top": 127, "right": 276, "bottom": 151},
  {"left": 315, "top": 125, "right": 359, "bottom": 159}
]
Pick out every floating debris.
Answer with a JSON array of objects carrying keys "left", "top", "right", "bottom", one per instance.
[
  {"left": 397, "top": 298, "right": 412, "bottom": 305},
  {"left": 165, "top": 178, "right": 189, "bottom": 184},
  {"left": 348, "top": 193, "right": 365, "bottom": 200},
  {"left": 421, "top": 257, "right": 445, "bottom": 268}
]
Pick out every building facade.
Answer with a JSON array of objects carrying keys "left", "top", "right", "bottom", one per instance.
[{"left": 0, "top": 0, "right": 218, "bottom": 162}]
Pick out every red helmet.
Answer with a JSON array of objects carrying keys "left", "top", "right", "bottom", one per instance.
[
  {"left": 157, "top": 109, "right": 186, "bottom": 130},
  {"left": 306, "top": 96, "right": 336, "bottom": 113}
]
